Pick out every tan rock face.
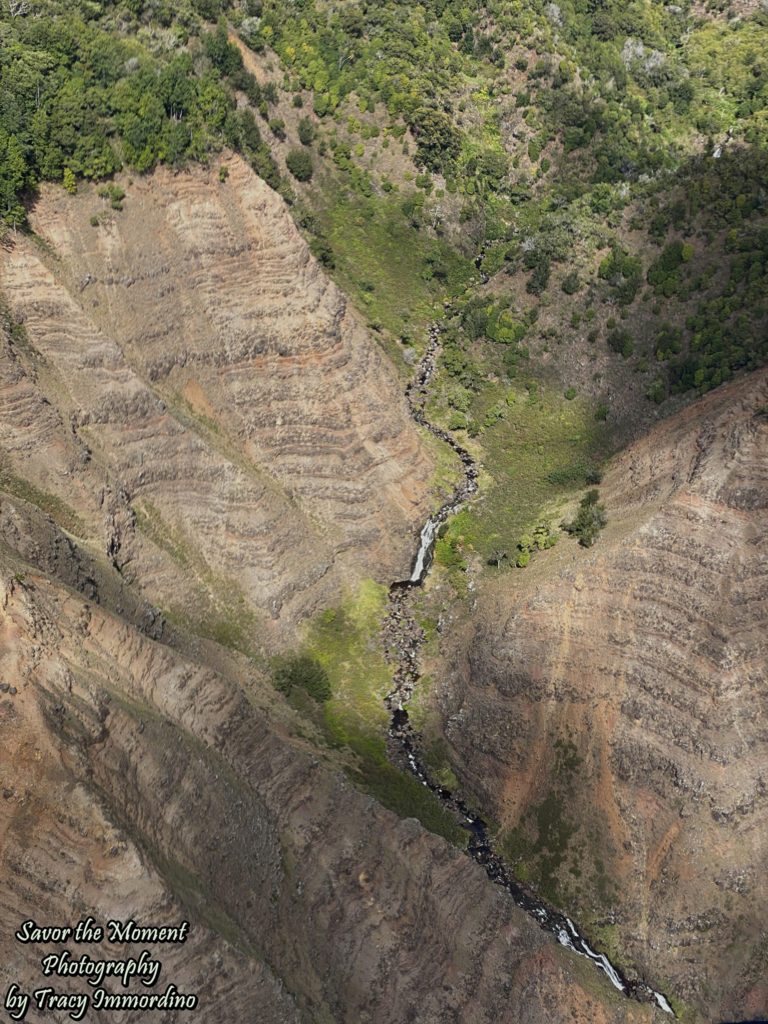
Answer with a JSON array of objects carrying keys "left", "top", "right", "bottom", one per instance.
[
  {"left": 0, "top": 157, "right": 434, "bottom": 637},
  {"left": 438, "top": 369, "right": 768, "bottom": 1021},
  {"left": 0, "top": 543, "right": 651, "bottom": 1024},
  {"left": 0, "top": 163, "right": 651, "bottom": 1022}
]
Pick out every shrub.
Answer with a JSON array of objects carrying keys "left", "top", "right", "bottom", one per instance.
[
  {"left": 271, "top": 654, "right": 331, "bottom": 703},
  {"left": 564, "top": 491, "right": 607, "bottom": 547},
  {"left": 298, "top": 116, "right": 315, "bottom": 145},
  {"left": 310, "top": 237, "right": 335, "bottom": 267},
  {"left": 564, "top": 386, "right": 576, "bottom": 400},
  {"left": 532, "top": 523, "right": 557, "bottom": 550},
  {"left": 483, "top": 403, "right": 505, "bottom": 428},
  {"left": 594, "top": 403, "right": 608, "bottom": 421},
  {"left": 435, "top": 536, "right": 465, "bottom": 569},
  {"left": 647, "top": 240, "right": 685, "bottom": 295},
  {"left": 108, "top": 184, "right": 125, "bottom": 210},
  {"left": 561, "top": 270, "right": 580, "bottom": 294},
  {"left": 607, "top": 328, "right": 634, "bottom": 359},
  {"left": 268, "top": 118, "right": 286, "bottom": 140},
  {"left": 546, "top": 462, "right": 588, "bottom": 486},
  {"left": 286, "top": 148, "right": 313, "bottom": 181},
  {"left": 526, "top": 254, "right": 551, "bottom": 295}
]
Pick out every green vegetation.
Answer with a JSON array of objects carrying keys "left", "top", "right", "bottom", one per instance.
[
  {"left": 271, "top": 654, "right": 331, "bottom": 703},
  {"left": 0, "top": 1, "right": 297, "bottom": 229},
  {"left": 496, "top": 729, "right": 619, "bottom": 907},
  {"left": 0, "top": 462, "right": 85, "bottom": 538},
  {"left": 3, "top": 0, "right": 767, "bottom": 402},
  {"left": 285, "top": 148, "right": 313, "bottom": 182},
  {"left": 308, "top": 191, "right": 471, "bottom": 340},
  {"left": 296, "top": 581, "right": 466, "bottom": 847},
  {"left": 132, "top": 497, "right": 262, "bottom": 656},
  {"left": 3, "top": 0, "right": 768, "bottom": 902},
  {"left": 431, "top": 354, "right": 606, "bottom": 568},
  {"left": 563, "top": 489, "right": 608, "bottom": 547}
]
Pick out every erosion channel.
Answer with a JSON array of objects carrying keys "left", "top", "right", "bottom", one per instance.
[{"left": 381, "top": 321, "right": 675, "bottom": 1017}]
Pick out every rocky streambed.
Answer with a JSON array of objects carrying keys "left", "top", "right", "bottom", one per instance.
[{"left": 381, "top": 321, "right": 675, "bottom": 1017}]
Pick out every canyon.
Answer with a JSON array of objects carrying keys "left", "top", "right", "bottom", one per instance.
[
  {"left": 0, "top": 156, "right": 436, "bottom": 641},
  {"left": 0, "top": 154, "right": 765, "bottom": 1023},
  {"left": 0, "top": 159, "right": 655, "bottom": 1022}
]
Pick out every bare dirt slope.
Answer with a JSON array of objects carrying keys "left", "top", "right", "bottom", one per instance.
[
  {"left": 436, "top": 368, "right": 768, "bottom": 1022},
  {"left": 0, "top": 155, "right": 434, "bottom": 642}
]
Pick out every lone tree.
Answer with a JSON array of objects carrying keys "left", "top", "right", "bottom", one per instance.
[
  {"left": 271, "top": 654, "right": 331, "bottom": 703},
  {"left": 563, "top": 490, "right": 607, "bottom": 547},
  {"left": 285, "top": 148, "right": 313, "bottom": 181}
]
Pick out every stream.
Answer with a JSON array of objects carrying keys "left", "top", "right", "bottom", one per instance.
[{"left": 382, "top": 318, "right": 675, "bottom": 1017}]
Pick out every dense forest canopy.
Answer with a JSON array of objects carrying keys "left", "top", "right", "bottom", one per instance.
[{"left": 1, "top": 0, "right": 767, "bottom": 403}]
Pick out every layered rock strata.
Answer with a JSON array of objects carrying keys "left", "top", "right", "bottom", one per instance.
[
  {"left": 0, "top": 526, "right": 653, "bottom": 1023},
  {"left": 437, "top": 369, "right": 768, "bottom": 1022},
  {"left": 0, "top": 156, "right": 434, "bottom": 636}
]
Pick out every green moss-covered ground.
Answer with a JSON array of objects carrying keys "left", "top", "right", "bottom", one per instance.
[{"left": 293, "top": 580, "right": 466, "bottom": 847}]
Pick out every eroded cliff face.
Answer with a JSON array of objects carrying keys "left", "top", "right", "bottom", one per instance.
[
  {"left": 0, "top": 163, "right": 652, "bottom": 1022},
  {"left": 437, "top": 369, "right": 768, "bottom": 1022},
  {"left": 0, "top": 155, "right": 434, "bottom": 639},
  {"left": 0, "top": 518, "right": 653, "bottom": 1024}
]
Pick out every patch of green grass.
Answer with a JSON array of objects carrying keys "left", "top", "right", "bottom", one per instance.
[
  {"left": 660, "top": 989, "right": 700, "bottom": 1023},
  {"left": 133, "top": 497, "right": 200, "bottom": 573},
  {"left": 438, "top": 374, "right": 607, "bottom": 566},
  {"left": 419, "top": 735, "right": 461, "bottom": 791},
  {"left": 134, "top": 497, "right": 264, "bottom": 658},
  {"left": 422, "top": 428, "right": 464, "bottom": 502},
  {"left": 306, "top": 579, "right": 392, "bottom": 731},
  {"left": 197, "top": 613, "right": 257, "bottom": 655},
  {"left": 551, "top": 942, "right": 642, "bottom": 1010},
  {"left": 497, "top": 730, "right": 592, "bottom": 905},
  {"left": 299, "top": 579, "right": 466, "bottom": 846},
  {"left": 0, "top": 465, "right": 86, "bottom": 537},
  {"left": 317, "top": 190, "right": 472, "bottom": 347},
  {"left": 151, "top": 848, "right": 252, "bottom": 952}
]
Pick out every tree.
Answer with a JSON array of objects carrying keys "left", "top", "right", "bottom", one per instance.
[
  {"left": 298, "top": 116, "right": 315, "bottom": 146},
  {"left": 271, "top": 654, "right": 331, "bottom": 703},
  {"left": 268, "top": 117, "right": 286, "bottom": 140},
  {"left": 204, "top": 22, "right": 243, "bottom": 77},
  {"left": 563, "top": 491, "right": 607, "bottom": 547},
  {"left": 409, "top": 107, "right": 460, "bottom": 173},
  {"left": 607, "top": 328, "right": 634, "bottom": 359},
  {"left": 561, "top": 270, "right": 580, "bottom": 294},
  {"left": 286, "top": 148, "right": 313, "bottom": 181}
]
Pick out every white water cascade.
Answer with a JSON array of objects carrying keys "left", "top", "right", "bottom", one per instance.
[{"left": 410, "top": 518, "right": 438, "bottom": 582}]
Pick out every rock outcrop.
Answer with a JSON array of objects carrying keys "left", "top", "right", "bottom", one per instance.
[
  {"left": 437, "top": 369, "right": 768, "bottom": 1022},
  {"left": 0, "top": 156, "right": 434, "bottom": 638}
]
